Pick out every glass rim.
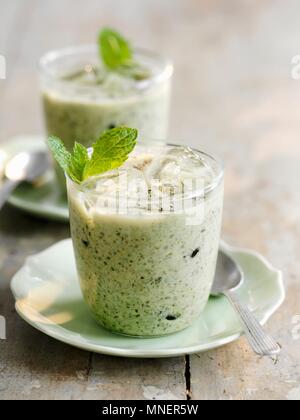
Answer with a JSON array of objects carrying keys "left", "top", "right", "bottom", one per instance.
[
  {"left": 66, "top": 140, "right": 224, "bottom": 203},
  {"left": 38, "top": 44, "right": 174, "bottom": 93}
]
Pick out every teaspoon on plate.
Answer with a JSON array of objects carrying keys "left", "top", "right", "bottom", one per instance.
[{"left": 212, "top": 251, "right": 281, "bottom": 357}]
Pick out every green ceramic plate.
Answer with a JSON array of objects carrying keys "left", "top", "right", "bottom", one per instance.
[
  {"left": 11, "top": 240, "right": 284, "bottom": 358},
  {"left": 0, "top": 135, "right": 69, "bottom": 222}
]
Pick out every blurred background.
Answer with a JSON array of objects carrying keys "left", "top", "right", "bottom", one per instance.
[
  {"left": 0, "top": 0, "right": 300, "bottom": 400},
  {"left": 1, "top": 0, "right": 299, "bottom": 142}
]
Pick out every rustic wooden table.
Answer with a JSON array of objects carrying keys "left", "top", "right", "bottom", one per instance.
[{"left": 0, "top": 0, "right": 299, "bottom": 400}]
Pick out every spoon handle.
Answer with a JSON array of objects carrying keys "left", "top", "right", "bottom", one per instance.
[
  {"left": 225, "top": 290, "right": 281, "bottom": 357},
  {"left": 0, "top": 179, "right": 19, "bottom": 210}
]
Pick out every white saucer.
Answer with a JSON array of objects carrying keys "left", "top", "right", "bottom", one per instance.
[{"left": 11, "top": 240, "right": 284, "bottom": 358}]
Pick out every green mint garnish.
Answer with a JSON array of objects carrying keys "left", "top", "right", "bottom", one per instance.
[
  {"left": 83, "top": 127, "right": 138, "bottom": 179},
  {"left": 99, "top": 28, "right": 133, "bottom": 70},
  {"left": 48, "top": 127, "right": 138, "bottom": 184},
  {"left": 69, "top": 142, "right": 89, "bottom": 183},
  {"left": 99, "top": 28, "right": 150, "bottom": 81}
]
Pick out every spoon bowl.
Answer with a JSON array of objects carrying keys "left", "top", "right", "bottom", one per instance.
[
  {"left": 211, "top": 251, "right": 243, "bottom": 296},
  {"left": 0, "top": 151, "right": 50, "bottom": 211},
  {"left": 5, "top": 151, "right": 50, "bottom": 182}
]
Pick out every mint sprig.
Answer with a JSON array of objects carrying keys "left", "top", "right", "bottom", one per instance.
[
  {"left": 83, "top": 127, "right": 138, "bottom": 179},
  {"left": 48, "top": 127, "right": 138, "bottom": 184},
  {"left": 69, "top": 142, "right": 89, "bottom": 183},
  {"left": 99, "top": 28, "right": 133, "bottom": 70},
  {"left": 99, "top": 28, "right": 150, "bottom": 81}
]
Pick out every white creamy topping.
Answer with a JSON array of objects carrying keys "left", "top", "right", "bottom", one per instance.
[
  {"left": 76, "top": 145, "right": 220, "bottom": 217},
  {"left": 45, "top": 65, "right": 155, "bottom": 102}
]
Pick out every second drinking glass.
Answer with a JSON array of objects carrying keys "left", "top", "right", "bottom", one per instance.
[{"left": 39, "top": 46, "right": 173, "bottom": 191}]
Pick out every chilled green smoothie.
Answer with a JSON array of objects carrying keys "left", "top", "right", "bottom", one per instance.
[
  {"left": 40, "top": 46, "right": 173, "bottom": 188},
  {"left": 43, "top": 70, "right": 171, "bottom": 146},
  {"left": 67, "top": 143, "right": 224, "bottom": 337}
]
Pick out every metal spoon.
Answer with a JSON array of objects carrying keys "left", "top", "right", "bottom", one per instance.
[
  {"left": 0, "top": 151, "right": 50, "bottom": 211},
  {"left": 212, "top": 250, "right": 281, "bottom": 357}
]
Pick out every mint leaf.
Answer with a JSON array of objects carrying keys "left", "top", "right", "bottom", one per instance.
[
  {"left": 68, "top": 142, "right": 89, "bottom": 183},
  {"left": 99, "top": 28, "right": 150, "bottom": 81},
  {"left": 48, "top": 127, "right": 138, "bottom": 184},
  {"left": 99, "top": 28, "right": 133, "bottom": 69},
  {"left": 83, "top": 127, "right": 138, "bottom": 179},
  {"left": 47, "top": 136, "right": 71, "bottom": 174}
]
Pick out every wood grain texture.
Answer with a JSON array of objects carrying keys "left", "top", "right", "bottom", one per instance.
[{"left": 0, "top": 0, "right": 300, "bottom": 400}]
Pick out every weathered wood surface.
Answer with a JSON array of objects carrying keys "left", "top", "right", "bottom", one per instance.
[{"left": 0, "top": 0, "right": 300, "bottom": 400}]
